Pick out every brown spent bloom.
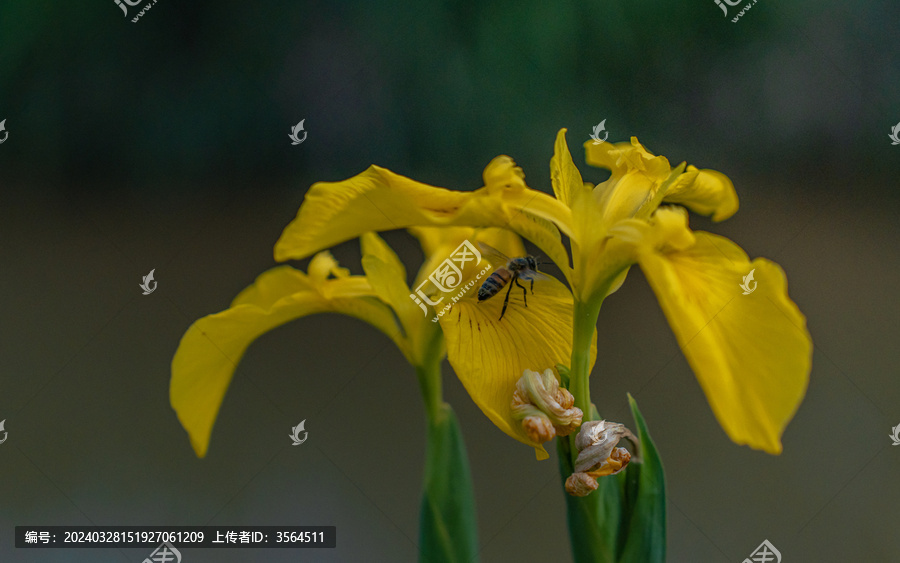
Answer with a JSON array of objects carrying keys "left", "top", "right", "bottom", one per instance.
[
  {"left": 510, "top": 368, "right": 583, "bottom": 444},
  {"left": 565, "top": 420, "right": 637, "bottom": 497}
]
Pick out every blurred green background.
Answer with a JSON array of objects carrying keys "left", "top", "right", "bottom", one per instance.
[{"left": 2, "top": 0, "right": 899, "bottom": 561}]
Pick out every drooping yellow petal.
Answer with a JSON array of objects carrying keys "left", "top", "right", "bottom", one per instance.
[
  {"left": 633, "top": 221, "right": 812, "bottom": 454},
  {"left": 358, "top": 231, "right": 446, "bottom": 365},
  {"left": 273, "top": 163, "right": 573, "bottom": 271},
  {"left": 438, "top": 274, "right": 595, "bottom": 460},
  {"left": 360, "top": 232, "right": 415, "bottom": 323},
  {"left": 170, "top": 261, "right": 404, "bottom": 458},
  {"left": 663, "top": 165, "right": 739, "bottom": 222}
]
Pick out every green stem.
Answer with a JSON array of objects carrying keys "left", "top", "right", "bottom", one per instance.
[
  {"left": 415, "top": 359, "right": 479, "bottom": 563},
  {"left": 560, "top": 295, "right": 615, "bottom": 563},
  {"left": 416, "top": 361, "right": 444, "bottom": 422},
  {"left": 569, "top": 298, "right": 603, "bottom": 424}
]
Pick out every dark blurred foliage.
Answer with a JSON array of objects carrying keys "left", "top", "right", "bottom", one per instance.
[{"left": 1, "top": 0, "right": 899, "bottom": 196}]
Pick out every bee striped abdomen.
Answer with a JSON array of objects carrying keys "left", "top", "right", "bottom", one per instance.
[{"left": 478, "top": 269, "right": 511, "bottom": 301}]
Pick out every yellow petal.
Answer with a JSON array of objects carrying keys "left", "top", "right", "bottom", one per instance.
[
  {"left": 438, "top": 273, "right": 595, "bottom": 460},
  {"left": 170, "top": 263, "right": 404, "bottom": 458},
  {"left": 505, "top": 213, "right": 572, "bottom": 284},
  {"left": 359, "top": 232, "right": 445, "bottom": 365},
  {"left": 550, "top": 128, "right": 588, "bottom": 208},
  {"left": 584, "top": 137, "right": 671, "bottom": 179},
  {"left": 360, "top": 232, "right": 413, "bottom": 320},
  {"left": 635, "top": 230, "right": 812, "bottom": 454},
  {"left": 664, "top": 165, "right": 739, "bottom": 222},
  {"left": 273, "top": 165, "right": 574, "bottom": 270}
]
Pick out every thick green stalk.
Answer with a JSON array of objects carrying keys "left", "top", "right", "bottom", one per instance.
[
  {"left": 416, "top": 360, "right": 479, "bottom": 563},
  {"left": 560, "top": 290, "right": 668, "bottom": 563},
  {"left": 561, "top": 297, "right": 620, "bottom": 563},
  {"left": 569, "top": 298, "right": 604, "bottom": 426},
  {"left": 416, "top": 362, "right": 444, "bottom": 423}
]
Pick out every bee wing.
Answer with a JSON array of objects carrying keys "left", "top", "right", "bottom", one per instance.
[
  {"left": 516, "top": 269, "right": 553, "bottom": 283},
  {"left": 476, "top": 241, "right": 511, "bottom": 268}
]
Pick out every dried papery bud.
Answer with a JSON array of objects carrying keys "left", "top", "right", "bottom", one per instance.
[
  {"left": 510, "top": 369, "right": 584, "bottom": 443},
  {"left": 574, "top": 420, "right": 632, "bottom": 473},
  {"left": 522, "top": 415, "right": 556, "bottom": 443},
  {"left": 565, "top": 472, "right": 599, "bottom": 497},
  {"left": 566, "top": 419, "right": 637, "bottom": 497},
  {"left": 588, "top": 447, "right": 632, "bottom": 477}
]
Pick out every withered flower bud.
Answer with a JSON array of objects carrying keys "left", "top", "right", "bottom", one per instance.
[
  {"left": 565, "top": 420, "right": 637, "bottom": 497},
  {"left": 565, "top": 472, "right": 600, "bottom": 497},
  {"left": 521, "top": 415, "right": 556, "bottom": 443},
  {"left": 510, "top": 369, "right": 583, "bottom": 444}
]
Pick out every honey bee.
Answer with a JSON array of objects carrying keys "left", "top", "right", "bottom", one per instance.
[{"left": 476, "top": 242, "right": 550, "bottom": 320}]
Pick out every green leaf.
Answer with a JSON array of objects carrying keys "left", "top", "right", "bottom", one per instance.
[
  {"left": 419, "top": 404, "right": 479, "bottom": 563},
  {"left": 617, "top": 394, "right": 667, "bottom": 563},
  {"left": 556, "top": 395, "right": 666, "bottom": 563},
  {"left": 557, "top": 435, "right": 618, "bottom": 563}
]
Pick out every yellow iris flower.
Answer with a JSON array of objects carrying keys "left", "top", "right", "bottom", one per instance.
[
  {"left": 170, "top": 237, "right": 417, "bottom": 457},
  {"left": 273, "top": 129, "right": 812, "bottom": 455},
  {"left": 169, "top": 224, "right": 563, "bottom": 457}
]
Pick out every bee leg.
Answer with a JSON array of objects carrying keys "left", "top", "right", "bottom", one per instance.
[
  {"left": 515, "top": 277, "right": 528, "bottom": 307},
  {"left": 530, "top": 278, "right": 535, "bottom": 294},
  {"left": 499, "top": 281, "right": 514, "bottom": 320}
]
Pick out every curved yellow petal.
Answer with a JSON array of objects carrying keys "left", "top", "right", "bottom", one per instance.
[
  {"left": 663, "top": 165, "right": 739, "bottom": 222},
  {"left": 635, "top": 229, "right": 812, "bottom": 454},
  {"left": 584, "top": 137, "right": 671, "bottom": 179},
  {"left": 551, "top": 128, "right": 589, "bottom": 208},
  {"left": 170, "top": 263, "right": 403, "bottom": 458},
  {"left": 273, "top": 164, "right": 573, "bottom": 264},
  {"left": 359, "top": 231, "right": 445, "bottom": 365},
  {"left": 360, "top": 232, "right": 414, "bottom": 321},
  {"left": 438, "top": 274, "right": 595, "bottom": 460}
]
